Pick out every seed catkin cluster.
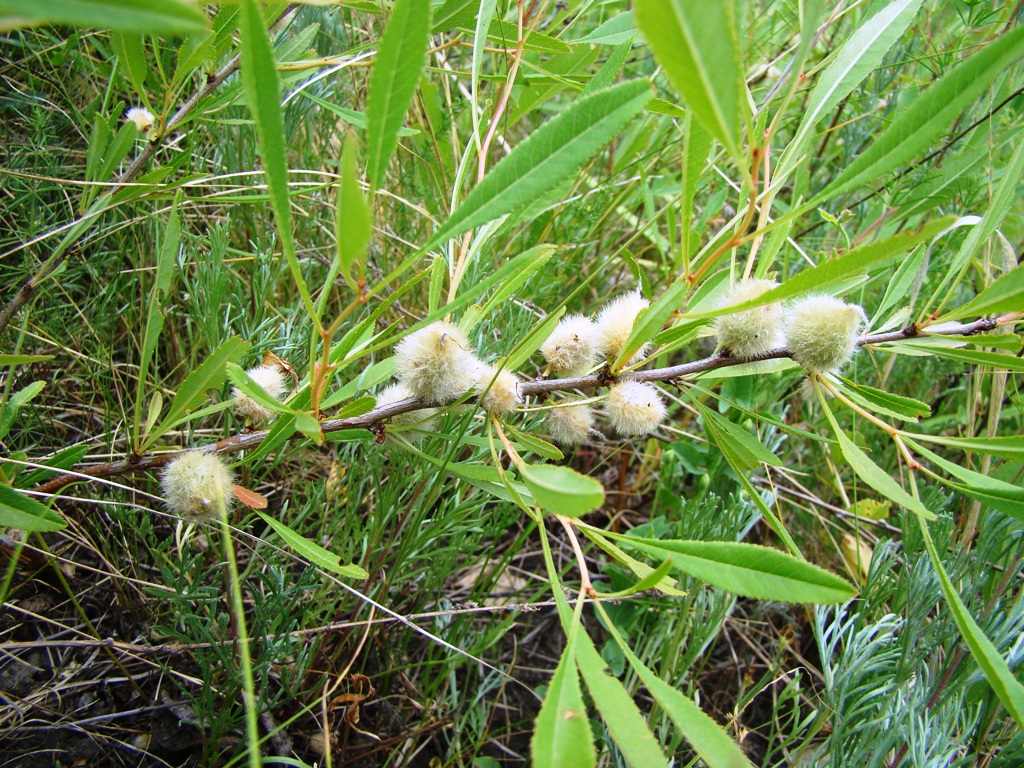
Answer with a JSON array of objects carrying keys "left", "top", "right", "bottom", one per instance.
[
  {"left": 714, "top": 279, "right": 784, "bottom": 357},
  {"left": 376, "top": 382, "right": 437, "bottom": 437},
  {"left": 161, "top": 451, "right": 234, "bottom": 522},
  {"left": 394, "top": 321, "right": 482, "bottom": 404},
  {"left": 541, "top": 315, "right": 596, "bottom": 376},
  {"left": 785, "top": 295, "right": 866, "bottom": 374},
  {"left": 606, "top": 381, "right": 666, "bottom": 437},
  {"left": 545, "top": 397, "right": 595, "bottom": 446},
  {"left": 594, "top": 290, "right": 650, "bottom": 366},
  {"left": 233, "top": 364, "right": 291, "bottom": 425},
  {"left": 476, "top": 366, "right": 522, "bottom": 415}
]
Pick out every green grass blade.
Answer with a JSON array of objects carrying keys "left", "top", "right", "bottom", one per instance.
[
  {"left": 816, "top": 24, "right": 1024, "bottom": 202},
  {"left": 918, "top": 516, "right": 1024, "bottom": 730},
  {"left": 634, "top": 0, "right": 744, "bottom": 165},
  {"left": 532, "top": 638, "right": 596, "bottom": 768},
  {"left": 1, "top": 0, "right": 209, "bottom": 33},
  {"left": 365, "top": 0, "right": 432, "bottom": 192},
  {"left": 239, "top": 0, "right": 318, "bottom": 324},
  {"left": 425, "top": 79, "right": 650, "bottom": 249}
]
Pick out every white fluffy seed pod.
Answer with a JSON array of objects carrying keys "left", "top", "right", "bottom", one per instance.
[
  {"left": 394, "top": 321, "right": 482, "bottom": 404},
  {"left": 476, "top": 366, "right": 521, "bottom": 415},
  {"left": 233, "top": 364, "right": 290, "bottom": 425},
  {"left": 593, "top": 291, "right": 650, "bottom": 366},
  {"left": 161, "top": 451, "right": 235, "bottom": 522},
  {"left": 376, "top": 382, "right": 436, "bottom": 437},
  {"left": 545, "top": 398, "right": 595, "bottom": 446},
  {"left": 714, "top": 279, "right": 784, "bottom": 357},
  {"left": 606, "top": 381, "right": 666, "bottom": 436},
  {"left": 125, "top": 107, "right": 154, "bottom": 132},
  {"left": 785, "top": 295, "right": 867, "bottom": 374},
  {"left": 541, "top": 315, "right": 596, "bottom": 376}
]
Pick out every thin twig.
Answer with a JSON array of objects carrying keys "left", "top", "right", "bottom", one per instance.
[{"left": 31, "top": 316, "right": 1004, "bottom": 495}]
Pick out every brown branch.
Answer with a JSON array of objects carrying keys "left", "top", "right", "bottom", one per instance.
[{"left": 32, "top": 316, "right": 1003, "bottom": 496}]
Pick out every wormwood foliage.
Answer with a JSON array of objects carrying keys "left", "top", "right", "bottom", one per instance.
[{"left": 1, "top": 1, "right": 1022, "bottom": 766}]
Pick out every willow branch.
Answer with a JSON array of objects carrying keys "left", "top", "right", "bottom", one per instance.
[{"left": 31, "top": 317, "right": 1006, "bottom": 496}]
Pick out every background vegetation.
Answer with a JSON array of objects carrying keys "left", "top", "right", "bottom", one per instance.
[{"left": 1, "top": 0, "right": 1022, "bottom": 766}]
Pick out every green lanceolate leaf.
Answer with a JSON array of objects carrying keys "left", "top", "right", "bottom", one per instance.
[
  {"left": 945, "top": 264, "right": 1024, "bottom": 322},
  {"left": 908, "top": 439, "right": 1024, "bottom": 520},
  {"left": 0, "top": 485, "right": 65, "bottom": 532},
  {"left": 618, "top": 536, "right": 856, "bottom": 603},
  {"left": 226, "top": 363, "right": 291, "bottom": 416},
  {"left": 910, "top": 433, "right": 1024, "bottom": 461},
  {"left": 897, "top": 344, "right": 1024, "bottom": 373},
  {"left": 634, "top": 0, "right": 745, "bottom": 165},
  {"left": 240, "top": 0, "right": 317, "bottom": 322},
  {"left": 0, "top": 381, "right": 45, "bottom": 442},
  {"left": 816, "top": 24, "right": 1024, "bottom": 201},
  {"left": 336, "top": 136, "right": 373, "bottom": 291},
  {"left": 781, "top": 0, "right": 923, "bottom": 176},
  {"left": 365, "top": 0, "right": 431, "bottom": 191},
  {"left": 145, "top": 336, "right": 248, "bottom": 451},
  {"left": 258, "top": 512, "right": 368, "bottom": 579},
  {"left": 0, "top": 0, "right": 209, "bottom": 34},
  {"left": 505, "top": 307, "right": 566, "bottom": 372},
  {"left": 575, "top": 633, "right": 669, "bottom": 768},
  {"left": 425, "top": 79, "right": 650, "bottom": 249},
  {"left": 918, "top": 517, "right": 1024, "bottom": 730},
  {"left": 835, "top": 378, "right": 930, "bottom": 422},
  {"left": 532, "top": 639, "right": 596, "bottom": 768},
  {"left": 521, "top": 464, "right": 605, "bottom": 518},
  {"left": 687, "top": 218, "right": 955, "bottom": 320},
  {"left": 697, "top": 402, "right": 782, "bottom": 471}
]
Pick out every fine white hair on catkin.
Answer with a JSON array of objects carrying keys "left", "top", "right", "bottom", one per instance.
[
  {"left": 545, "top": 397, "right": 595, "bottom": 446},
  {"left": 376, "top": 382, "right": 437, "bottom": 438},
  {"left": 785, "top": 295, "right": 867, "bottom": 374},
  {"left": 475, "top": 366, "right": 522, "bottom": 415},
  {"left": 606, "top": 381, "right": 666, "bottom": 437},
  {"left": 233, "top": 364, "right": 290, "bottom": 425},
  {"left": 394, "top": 321, "right": 482, "bottom": 404},
  {"left": 593, "top": 291, "right": 650, "bottom": 366},
  {"left": 125, "top": 107, "right": 154, "bottom": 132},
  {"left": 541, "top": 314, "right": 596, "bottom": 376},
  {"left": 714, "top": 279, "right": 785, "bottom": 357},
  {"left": 161, "top": 451, "right": 234, "bottom": 522}
]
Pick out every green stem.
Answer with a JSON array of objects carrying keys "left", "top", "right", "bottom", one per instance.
[{"left": 218, "top": 502, "right": 263, "bottom": 768}]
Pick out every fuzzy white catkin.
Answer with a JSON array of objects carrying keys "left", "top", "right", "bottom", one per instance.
[
  {"left": 233, "top": 364, "right": 290, "bottom": 425},
  {"left": 376, "top": 382, "right": 437, "bottom": 436},
  {"left": 125, "top": 107, "right": 154, "bottom": 132},
  {"left": 714, "top": 279, "right": 784, "bottom": 357},
  {"left": 161, "top": 451, "right": 235, "bottom": 522},
  {"left": 394, "top": 321, "right": 482, "bottom": 404},
  {"left": 545, "top": 398, "right": 595, "bottom": 445},
  {"left": 476, "top": 366, "right": 521, "bottom": 414},
  {"left": 593, "top": 291, "right": 650, "bottom": 366},
  {"left": 606, "top": 381, "right": 666, "bottom": 436},
  {"left": 785, "top": 295, "right": 867, "bottom": 373},
  {"left": 541, "top": 315, "right": 596, "bottom": 376}
]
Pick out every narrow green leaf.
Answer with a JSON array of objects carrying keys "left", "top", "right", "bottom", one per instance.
[
  {"left": 425, "top": 80, "right": 650, "bottom": 249},
  {"left": 897, "top": 344, "right": 1024, "bottom": 373},
  {"left": 613, "top": 279, "right": 688, "bottom": 370},
  {"left": 835, "top": 378, "right": 930, "bottom": 422},
  {"left": 502, "top": 422, "right": 563, "bottom": 462},
  {"left": 1, "top": 0, "right": 209, "bottom": 33},
  {"left": 575, "top": 634, "right": 669, "bottom": 768},
  {"left": 586, "top": 530, "right": 688, "bottom": 596},
  {"left": 947, "top": 264, "right": 1024, "bottom": 322},
  {"left": 532, "top": 639, "right": 596, "bottom": 768},
  {"left": 817, "top": 25, "right": 1024, "bottom": 201},
  {"left": 908, "top": 440, "right": 1024, "bottom": 521},
  {"left": 505, "top": 307, "right": 566, "bottom": 372},
  {"left": 257, "top": 512, "right": 368, "bottom": 579},
  {"left": 146, "top": 337, "right": 248, "bottom": 450},
  {"left": 18, "top": 445, "right": 90, "bottom": 489},
  {"left": 365, "top": 0, "right": 431, "bottom": 191},
  {"left": 428, "top": 255, "right": 446, "bottom": 315},
  {"left": 634, "top": 0, "right": 744, "bottom": 163},
  {"left": 618, "top": 536, "right": 856, "bottom": 603},
  {"left": 300, "top": 93, "right": 419, "bottom": 136},
  {"left": 240, "top": 0, "right": 317, "bottom": 322},
  {"left": 819, "top": 396, "right": 935, "bottom": 519},
  {"left": 336, "top": 136, "right": 373, "bottom": 289},
  {"left": 872, "top": 243, "right": 926, "bottom": 325},
  {"left": 226, "top": 363, "right": 290, "bottom": 415},
  {"left": 522, "top": 464, "right": 605, "bottom": 518},
  {"left": 574, "top": 12, "right": 635, "bottom": 46},
  {"left": 615, "top": 638, "right": 754, "bottom": 768},
  {"left": 686, "top": 217, "right": 955, "bottom": 320},
  {"left": 581, "top": 37, "right": 634, "bottom": 96},
  {"left": 0, "top": 355, "right": 53, "bottom": 366},
  {"left": 431, "top": 0, "right": 475, "bottom": 33},
  {"left": 113, "top": 32, "right": 148, "bottom": 95},
  {"left": 782, "top": 0, "right": 923, "bottom": 175},
  {"left": 0, "top": 485, "right": 65, "bottom": 532},
  {"left": 0, "top": 381, "right": 46, "bottom": 443},
  {"left": 476, "top": 245, "right": 557, "bottom": 324},
  {"left": 909, "top": 434, "right": 1024, "bottom": 462},
  {"left": 294, "top": 411, "right": 324, "bottom": 444},
  {"left": 680, "top": 113, "right": 712, "bottom": 265},
  {"left": 918, "top": 517, "right": 1024, "bottom": 730},
  {"left": 697, "top": 402, "right": 781, "bottom": 471}
]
